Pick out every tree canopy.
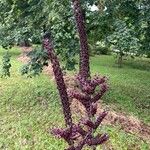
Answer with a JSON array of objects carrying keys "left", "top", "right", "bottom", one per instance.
[{"left": 0, "top": 0, "right": 149, "bottom": 73}]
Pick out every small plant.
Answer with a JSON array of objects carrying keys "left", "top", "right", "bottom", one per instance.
[{"left": 1, "top": 51, "right": 11, "bottom": 78}]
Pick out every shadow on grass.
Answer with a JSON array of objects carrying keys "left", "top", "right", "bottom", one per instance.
[{"left": 103, "top": 55, "right": 150, "bottom": 71}]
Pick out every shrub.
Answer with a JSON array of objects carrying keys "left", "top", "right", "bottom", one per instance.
[
  {"left": 95, "top": 46, "right": 111, "bottom": 55},
  {"left": 146, "top": 52, "right": 150, "bottom": 58},
  {"left": 1, "top": 51, "right": 11, "bottom": 78}
]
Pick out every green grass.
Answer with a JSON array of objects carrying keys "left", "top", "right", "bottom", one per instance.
[
  {"left": 0, "top": 48, "right": 149, "bottom": 149},
  {"left": 90, "top": 55, "right": 150, "bottom": 123},
  {"left": 0, "top": 48, "right": 67, "bottom": 149}
]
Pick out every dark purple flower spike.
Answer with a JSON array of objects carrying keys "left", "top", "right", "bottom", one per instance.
[
  {"left": 43, "top": 34, "right": 73, "bottom": 146},
  {"left": 72, "top": 0, "right": 90, "bottom": 79}
]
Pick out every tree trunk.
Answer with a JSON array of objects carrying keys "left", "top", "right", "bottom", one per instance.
[
  {"left": 118, "top": 53, "right": 123, "bottom": 67},
  {"left": 72, "top": 0, "right": 90, "bottom": 79}
]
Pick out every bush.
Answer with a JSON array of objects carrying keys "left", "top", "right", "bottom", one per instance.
[
  {"left": 146, "top": 52, "right": 150, "bottom": 58},
  {"left": 89, "top": 45, "right": 111, "bottom": 56},
  {"left": 95, "top": 46, "right": 111, "bottom": 55}
]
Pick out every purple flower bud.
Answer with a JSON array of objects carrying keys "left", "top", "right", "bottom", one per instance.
[
  {"left": 94, "top": 111, "right": 108, "bottom": 129},
  {"left": 92, "top": 83, "right": 108, "bottom": 103},
  {"left": 91, "top": 76, "right": 107, "bottom": 85},
  {"left": 72, "top": 0, "right": 90, "bottom": 79},
  {"left": 68, "top": 90, "right": 91, "bottom": 109},
  {"left": 68, "top": 90, "right": 89, "bottom": 101},
  {"left": 86, "top": 134, "right": 109, "bottom": 146},
  {"left": 91, "top": 103, "right": 97, "bottom": 116},
  {"left": 52, "top": 128, "right": 71, "bottom": 143},
  {"left": 82, "top": 119, "right": 95, "bottom": 128}
]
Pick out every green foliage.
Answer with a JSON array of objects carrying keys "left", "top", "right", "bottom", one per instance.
[
  {"left": 63, "top": 57, "right": 77, "bottom": 71},
  {"left": 0, "top": 0, "right": 149, "bottom": 69},
  {"left": 86, "top": 0, "right": 150, "bottom": 57},
  {"left": 0, "top": 0, "right": 79, "bottom": 66},
  {"left": 21, "top": 45, "right": 77, "bottom": 77},
  {"left": 94, "top": 46, "right": 111, "bottom": 55},
  {"left": 1, "top": 51, "right": 11, "bottom": 78},
  {"left": 107, "top": 19, "right": 141, "bottom": 66},
  {"left": 107, "top": 20, "right": 141, "bottom": 52},
  {"left": 147, "top": 52, "right": 150, "bottom": 58},
  {"left": 21, "top": 46, "right": 49, "bottom": 77}
]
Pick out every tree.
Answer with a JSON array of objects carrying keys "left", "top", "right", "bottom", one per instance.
[
  {"left": 0, "top": 0, "right": 79, "bottom": 71},
  {"left": 107, "top": 19, "right": 141, "bottom": 67},
  {"left": 138, "top": 0, "right": 150, "bottom": 57},
  {"left": 85, "top": 0, "right": 150, "bottom": 59}
]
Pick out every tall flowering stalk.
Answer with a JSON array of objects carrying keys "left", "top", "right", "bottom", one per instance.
[
  {"left": 72, "top": 0, "right": 90, "bottom": 79},
  {"left": 43, "top": 32, "right": 109, "bottom": 149},
  {"left": 43, "top": 33, "right": 73, "bottom": 129},
  {"left": 70, "top": 2, "right": 109, "bottom": 148},
  {"left": 43, "top": 0, "right": 109, "bottom": 147}
]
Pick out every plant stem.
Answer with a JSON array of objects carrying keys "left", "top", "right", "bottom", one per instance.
[
  {"left": 72, "top": 0, "right": 90, "bottom": 79},
  {"left": 43, "top": 33, "right": 73, "bottom": 128}
]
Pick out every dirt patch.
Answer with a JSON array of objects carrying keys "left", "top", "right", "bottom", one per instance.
[
  {"left": 17, "top": 55, "right": 30, "bottom": 63},
  {"left": 71, "top": 99, "right": 150, "bottom": 142},
  {"left": 17, "top": 47, "right": 32, "bottom": 63},
  {"left": 43, "top": 65, "right": 55, "bottom": 81},
  {"left": 20, "top": 46, "right": 33, "bottom": 53}
]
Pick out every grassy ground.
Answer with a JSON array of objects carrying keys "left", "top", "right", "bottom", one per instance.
[
  {"left": 90, "top": 55, "right": 150, "bottom": 124},
  {"left": 0, "top": 47, "right": 149, "bottom": 149}
]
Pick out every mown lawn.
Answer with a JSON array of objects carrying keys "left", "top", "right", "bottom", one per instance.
[
  {"left": 90, "top": 55, "right": 150, "bottom": 123},
  {"left": 0, "top": 47, "right": 149, "bottom": 150}
]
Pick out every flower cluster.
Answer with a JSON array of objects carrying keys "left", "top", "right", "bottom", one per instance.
[
  {"left": 52, "top": 74, "right": 109, "bottom": 149},
  {"left": 52, "top": 123, "right": 108, "bottom": 150},
  {"left": 43, "top": 25, "right": 108, "bottom": 150},
  {"left": 69, "top": 75, "right": 108, "bottom": 114}
]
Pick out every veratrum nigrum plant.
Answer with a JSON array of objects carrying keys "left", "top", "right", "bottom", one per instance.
[
  {"left": 43, "top": 32, "right": 109, "bottom": 150},
  {"left": 72, "top": 0, "right": 90, "bottom": 79},
  {"left": 1, "top": 50, "right": 11, "bottom": 78},
  {"left": 53, "top": 75, "right": 109, "bottom": 150},
  {"left": 21, "top": 46, "right": 49, "bottom": 77},
  {"left": 43, "top": 32, "right": 73, "bottom": 128}
]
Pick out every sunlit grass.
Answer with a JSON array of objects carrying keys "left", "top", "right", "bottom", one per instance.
[{"left": 90, "top": 55, "right": 150, "bottom": 123}]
